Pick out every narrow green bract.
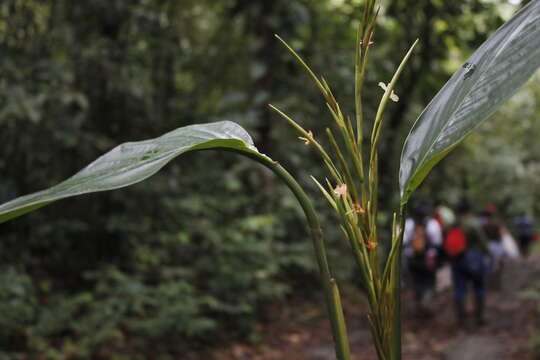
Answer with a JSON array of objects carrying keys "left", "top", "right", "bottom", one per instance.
[
  {"left": 399, "top": 0, "right": 540, "bottom": 204},
  {"left": 0, "top": 121, "right": 270, "bottom": 223}
]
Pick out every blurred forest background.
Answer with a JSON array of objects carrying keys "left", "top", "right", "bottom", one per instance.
[{"left": 1, "top": 0, "right": 539, "bottom": 359}]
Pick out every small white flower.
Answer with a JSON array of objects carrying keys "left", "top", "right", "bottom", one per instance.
[
  {"left": 333, "top": 184, "right": 347, "bottom": 197},
  {"left": 359, "top": 40, "right": 374, "bottom": 46},
  {"left": 378, "top": 82, "right": 399, "bottom": 102}
]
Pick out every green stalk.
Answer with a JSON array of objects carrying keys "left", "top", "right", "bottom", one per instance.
[
  {"left": 355, "top": 24, "right": 364, "bottom": 144},
  {"left": 370, "top": 39, "right": 419, "bottom": 154},
  {"left": 273, "top": 5, "right": 416, "bottom": 359},
  {"left": 262, "top": 159, "right": 352, "bottom": 360},
  {"left": 389, "top": 205, "right": 406, "bottom": 360},
  {"left": 326, "top": 128, "right": 359, "bottom": 202},
  {"left": 275, "top": 35, "right": 327, "bottom": 97},
  {"left": 269, "top": 104, "right": 343, "bottom": 183}
]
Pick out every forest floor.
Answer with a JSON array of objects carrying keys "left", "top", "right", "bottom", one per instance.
[{"left": 191, "top": 254, "right": 540, "bottom": 360}]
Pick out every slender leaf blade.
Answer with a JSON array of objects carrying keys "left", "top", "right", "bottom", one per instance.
[
  {"left": 0, "top": 121, "right": 270, "bottom": 223},
  {"left": 399, "top": 0, "right": 540, "bottom": 203}
]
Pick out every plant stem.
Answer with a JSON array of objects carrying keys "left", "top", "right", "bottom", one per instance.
[
  {"left": 267, "top": 161, "right": 352, "bottom": 360},
  {"left": 390, "top": 205, "right": 406, "bottom": 360},
  {"left": 226, "top": 150, "right": 351, "bottom": 359}
]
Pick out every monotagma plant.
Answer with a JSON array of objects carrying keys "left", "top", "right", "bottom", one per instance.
[{"left": 1, "top": 1, "right": 540, "bottom": 359}]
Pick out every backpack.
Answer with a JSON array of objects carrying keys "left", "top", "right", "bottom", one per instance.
[
  {"left": 411, "top": 225, "right": 427, "bottom": 254},
  {"left": 408, "top": 224, "right": 438, "bottom": 272},
  {"left": 445, "top": 227, "right": 467, "bottom": 257}
]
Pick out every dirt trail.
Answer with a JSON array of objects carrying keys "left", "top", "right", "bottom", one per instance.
[
  {"left": 401, "top": 257, "right": 538, "bottom": 360},
  {"left": 194, "top": 256, "right": 540, "bottom": 360}
]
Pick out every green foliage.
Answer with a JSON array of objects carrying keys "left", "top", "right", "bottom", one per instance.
[
  {"left": 0, "top": 180, "right": 314, "bottom": 358},
  {"left": 0, "top": 268, "right": 36, "bottom": 340},
  {"left": 0, "top": 1, "right": 324, "bottom": 357},
  {"left": 0, "top": 121, "right": 272, "bottom": 223},
  {"left": 0, "top": 0, "right": 522, "bottom": 358},
  {"left": 399, "top": 0, "right": 540, "bottom": 203},
  {"left": 412, "top": 72, "right": 540, "bottom": 216}
]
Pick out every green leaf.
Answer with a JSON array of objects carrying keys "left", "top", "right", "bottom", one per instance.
[
  {"left": 399, "top": 0, "right": 540, "bottom": 204},
  {"left": 0, "top": 121, "right": 271, "bottom": 224}
]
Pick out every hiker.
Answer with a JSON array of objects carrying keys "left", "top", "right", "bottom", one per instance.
[
  {"left": 433, "top": 202, "right": 456, "bottom": 266},
  {"left": 513, "top": 212, "right": 535, "bottom": 258},
  {"left": 434, "top": 202, "right": 456, "bottom": 232},
  {"left": 403, "top": 205, "right": 442, "bottom": 316},
  {"left": 445, "top": 202, "right": 490, "bottom": 327},
  {"left": 481, "top": 205, "right": 504, "bottom": 290}
]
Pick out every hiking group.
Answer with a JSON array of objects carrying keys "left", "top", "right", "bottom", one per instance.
[{"left": 403, "top": 201, "right": 534, "bottom": 328}]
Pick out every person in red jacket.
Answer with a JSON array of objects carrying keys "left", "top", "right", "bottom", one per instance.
[{"left": 446, "top": 201, "right": 491, "bottom": 328}]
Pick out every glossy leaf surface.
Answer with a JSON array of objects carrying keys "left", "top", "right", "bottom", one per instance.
[
  {"left": 399, "top": 0, "right": 540, "bottom": 203},
  {"left": 0, "top": 121, "right": 270, "bottom": 223}
]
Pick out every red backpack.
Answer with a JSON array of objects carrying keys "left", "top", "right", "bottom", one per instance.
[{"left": 445, "top": 227, "right": 467, "bottom": 257}]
